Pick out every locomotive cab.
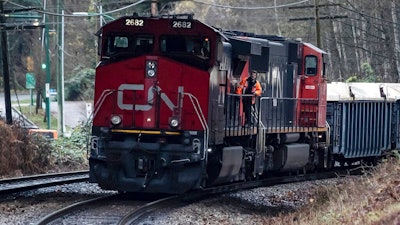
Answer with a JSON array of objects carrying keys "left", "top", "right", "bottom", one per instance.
[
  {"left": 297, "top": 43, "right": 327, "bottom": 128},
  {"left": 89, "top": 15, "right": 233, "bottom": 194}
]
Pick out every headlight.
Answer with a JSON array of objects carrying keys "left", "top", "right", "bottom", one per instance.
[
  {"left": 147, "top": 69, "right": 156, "bottom": 77},
  {"left": 146, "top": 60, "right": 157, "bottom": 78},
  {"left": 169, "top": 118, "right": 179, "bottom": 128},
  {"left": 148, "top": 61, "right": 156, "bottom": 69},
  {"left": 110, "top": 115, "right": 122, "bottom": 125}
]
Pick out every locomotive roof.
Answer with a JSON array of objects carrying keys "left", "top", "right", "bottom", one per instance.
[
  {"left": 328, "top": 82, "right": 400, "bottom": 101},
  {"left": 303, "top": 42, "right": 327, "bottom": 55},
  {"left": 97, "top": 14, "right": 228, "bottom": 41}
]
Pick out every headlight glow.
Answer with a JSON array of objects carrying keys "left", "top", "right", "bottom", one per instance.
[
  {"left": 147, "top": 69, "right": 156, "bottom": 77},
  {"left": 148, "top": 61, "right": 156, "bottom": 68},
  {"left": 169, "top": 118, "right": 179, "bottom": 128}
]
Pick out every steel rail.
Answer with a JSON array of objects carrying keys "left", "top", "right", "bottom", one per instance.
[
  {"left": 35, "top": 194, "right": 116, "bottom": 225},
  {"left": 0, "top": 170, "right": 89, "bottom": 195},
  {"left": 118, "top": 195, "right": 182, "bottom": 225},
  {"left": 118, "top": 168, "right": 361, "bottom": 225}
]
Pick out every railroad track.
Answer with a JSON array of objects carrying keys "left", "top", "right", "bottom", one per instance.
[
  {"left": 35, "top": 168, "right": 361, "bottom": 225},
  {"left": 0, "top": 170, "right": 89, "bottom": 195},
  {"left": 35, "top": 193, "right": 169, "bottom": 225},
  {"left": 120, "top": 168, "right": 359, "bottom": 225},
  {"left": 35, "top": 194, "right": 119, "bottom": 225}
]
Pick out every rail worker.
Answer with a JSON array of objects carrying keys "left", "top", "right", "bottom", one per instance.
[{"left": 236, "top": 70, "right": 262, "bottom": 126}]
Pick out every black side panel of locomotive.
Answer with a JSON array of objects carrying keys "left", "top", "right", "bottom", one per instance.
[
  {"left": 287, "top": 42, "right": 300, "bottom": 64},
  {"left": 250, "top": 47, "right": 269, "bottom": 72},
  {"left": 256, "top": 37, "right": 302, "bottom": 129},
  {"left": 227, "top": 35, "right": 302, "bottom": 128},
  {"left": 259, "top": 41, "right": 297, "bottom": 127},
  {"left": 229, "top": 38, "right": 269, "bottom": 72}
]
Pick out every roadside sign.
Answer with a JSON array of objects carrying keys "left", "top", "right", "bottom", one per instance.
[
  {"left": 86, "top": 103, "right": 92, "bottom": 119},
  {"left": 25, "top": 73, "right": 35, "bottom": 89},
  {"left": 45, "top": 83, "right": 50, "bottom": 98}
]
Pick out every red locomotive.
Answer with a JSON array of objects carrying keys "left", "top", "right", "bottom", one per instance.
[{"left": 88, "top": 14, "right": 393, "bottom": 194}]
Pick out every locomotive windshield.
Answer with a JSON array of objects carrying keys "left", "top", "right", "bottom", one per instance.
[
  {"left": 101, "top": 31, "right": 212, "bottom": 70},
  {"left": 104, "top": 33, "right": 154, "bottom": 58},
  {"left": 160, "top": 35, "right": 211, "bottom": 70}
]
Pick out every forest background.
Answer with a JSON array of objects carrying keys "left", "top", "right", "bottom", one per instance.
[{"left": 0, "top": 0, "right": 399, "bottom": 101}]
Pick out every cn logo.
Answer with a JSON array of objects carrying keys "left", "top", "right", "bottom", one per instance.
[{"left": 117, "top": 84, "right": 183, "bottom": 111}]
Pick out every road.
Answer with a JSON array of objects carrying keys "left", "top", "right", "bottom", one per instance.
[{"left": 0, "top": 92, "right": 90, "bottom": 128}]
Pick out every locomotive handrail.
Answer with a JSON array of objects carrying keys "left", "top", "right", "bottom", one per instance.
[
  {"left": 93, "top": 89, "right": 117, "bottom": 120},
  {"left": 259, "top": 96, "right": 319, "bottom": 101},
  {"left": 258, "top": 96, "right": 320, "bottom": 133},
  {"left": 226, "top": 93, "right": 261, "bottom": 133},
  {"left": 325, "top": 120, "right": 331, "bottom": 147},
  {"left": 184, "top": 92, "right": 209, "bottom": 160}
]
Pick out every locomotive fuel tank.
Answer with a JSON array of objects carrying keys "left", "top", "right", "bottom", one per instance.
[
  {"left": 207, "top": 146, "right": 244, "bottom": 185},
  {"left": 272, "top": 143, "right": 310, "bottom": 171}
]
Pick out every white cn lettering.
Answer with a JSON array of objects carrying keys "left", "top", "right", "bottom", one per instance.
[
  {"left": 117, "top": 84, "right": 151, "bottom": 111},
  {"left": 117, "top": 84, "right": 179, "bottom": 111}
]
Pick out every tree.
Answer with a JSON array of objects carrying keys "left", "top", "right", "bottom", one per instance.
[{"left": 391, "top": 0, "right": 400, "bottom": 81}]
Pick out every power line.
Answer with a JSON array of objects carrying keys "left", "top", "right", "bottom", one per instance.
[
  {"left": 7, "top": 0, "right": 147, "bottom": 18},
  {"left": 188, "top": 0, "right": 311, "bottom": 10},
  {"left": 327, "top": 0, "right": 400, "bottom": 26},
  {"left": 5, "top": 0, "right": 316, "bottom": 19}
]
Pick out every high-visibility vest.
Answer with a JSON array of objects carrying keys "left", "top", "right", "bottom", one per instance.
[{"left": 236, "top": 77, "right": 262, "bottom": 104}]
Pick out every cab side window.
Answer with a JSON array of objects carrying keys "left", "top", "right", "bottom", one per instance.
[{"left": 305, "top": 55, "right": 317, "bottom": 76}]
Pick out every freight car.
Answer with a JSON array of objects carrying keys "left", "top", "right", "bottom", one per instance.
[
  {"left": 88, "top": 14, "right": 399, "bottom": 194},
  {"left": 327, "top": 82, "right": 400, "bottom": 166}
]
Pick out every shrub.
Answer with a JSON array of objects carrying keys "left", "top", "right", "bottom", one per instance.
[
  {"left": 0, "top": 120, "right": 53, "bottom": 177},
  {"left": 51, "top": 122, "right": 90, "bottom": 169},
  {"left": 65, "top": 67, "right": 95, "bottom": 101}
]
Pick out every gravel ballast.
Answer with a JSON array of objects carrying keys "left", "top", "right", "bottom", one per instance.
[{"left": 0, "top": 178, "right": 347, "bottom": 225}]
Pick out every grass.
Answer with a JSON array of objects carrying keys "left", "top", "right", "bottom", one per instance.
[
  {"left": 15, "top": 105, "right": 58, "bottom": 130},
  {"left": 261, "top": 157, "right": 400, "bottom": 225}
]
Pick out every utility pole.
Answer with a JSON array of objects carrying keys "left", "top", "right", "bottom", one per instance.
[
  {"left": 57, "top": 0, "right": 65, "bottom": 135},
  {"left": 288, "top": 2, "right": 347, "bottom": 48},
  {"left": 1, "top": 2, "right": 45, "bottom": 125},
  {"left": 0, "top": 0, "right": 12, "bottom": 124},
  {"left": 43, "top": 7, "right": 51, "bottom": 129},
  {"left": 314, "top": 0, "right": 321, "bottom": 47},
  {"left": 151, "top": 0, "right": 158, "bottom": 16}
]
